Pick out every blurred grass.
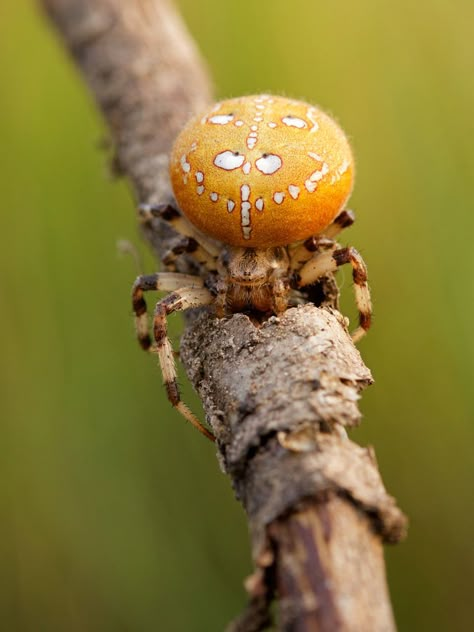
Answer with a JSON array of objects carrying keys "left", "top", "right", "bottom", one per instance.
[{"left": 0, "top": 0, "right": 473, "bottom": 630}]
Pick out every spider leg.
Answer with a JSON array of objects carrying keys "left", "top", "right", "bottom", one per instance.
[
  {"left": 138, "top": 202, "right": 220, "bottom": 260},
  {"left": 153, "top": 287, "right": 214, "bottom": 441},
  {"left": 132, "top": 272, "right": 204, "bottom": 350},
  {"left": 323, "top": 209, "right": 355, "bottom": 239},
  {"left": 289, "top": 236, "right": 335, "bottom": 270},
  {"left": 297, "top": 246, "right": 372, "bottom": 342},
  {"left": 162, "top": 235, "right": 217, "bottom": 271},
  {"left": 289, "top": 210, "right": 355, "bottom": 270}
]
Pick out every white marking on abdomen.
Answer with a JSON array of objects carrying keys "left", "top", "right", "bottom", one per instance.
[
  {"left": 240, "top": 185, "right": 252, "bottom": 239},
  {"left": 214, "top": 151, "right": 245, "bottom": 170},
  {"left": 227, "top": 200, "right": 235, "bottom": 212},
  {"left": 209, "top": 114, "right": 234, "bottom": 124},
  {"left": 200, "top": 104, "right": 220, "bottom": 125},
  {"left": 256, "top": 198, "right": 264, "bottom": 211},
  {"left": 339, "top": 159, "right": 350, "bottom": 175},
  {"left": 241, "top": 184, "right": 250, "bottom": 201},
  {"left": 330, "top": 159, "right": 351, "bottom": 184},
  {"left": 309, "top": 162, "right": 329, "bottom": 182},
  {"left": 210, "top": 192, "right": 219, "bottom": 202},
  {"left": 288, "top": 185, "right": 300, "bottom": 199},
  {"left": 306, "top": 153, "right": 329, "bottom": 190},
  {"left": 180, "top": 155, "right": 191, "bottom": 173},
  {"left": 195, "top": 171, "right": 204, "bottom": 183},
  {"left": 329, "top": 159, "right": 351, "bottom": 184},
  {"left": 243, "top": 161, "right": 251, "bottom": 175},
  {"left": 196, "top": 185, "right": 205, "bottom": 195},
  {"left": 307, "top": 107, "right": 320, "bottom": 132},
  {"left": 282, "top": 116, "right": 307, "bottom": 128},
  {"left": 241, "top": 202, "right": 251, "bottom": 226},
  {"left": 256, "top": 154, "right": 282, "bottom": 175},
  {"left": 273, "top": 192, "right": 285, "bottom": 204}
]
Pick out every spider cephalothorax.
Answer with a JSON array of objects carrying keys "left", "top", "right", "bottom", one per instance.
[
  {"left": 214, "top": 246, "right": 291, "bottom": 315},
  {"left": 132, "top": 95, "right": 372, "bottom": 440}
]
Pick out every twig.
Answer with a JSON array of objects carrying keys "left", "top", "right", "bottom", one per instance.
[{"left": 40, "top": 1, "right": 408, "bottom": 629}]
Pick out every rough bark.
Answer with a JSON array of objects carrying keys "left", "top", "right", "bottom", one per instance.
[{"left": 40, "top": 1, "right": 408, "bottom": 630}]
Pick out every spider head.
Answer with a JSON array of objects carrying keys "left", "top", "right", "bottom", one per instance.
[{"left": 219, "top": 246, "right": 289, "bottom": 286}]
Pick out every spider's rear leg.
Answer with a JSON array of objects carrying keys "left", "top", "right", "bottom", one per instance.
[
  {"left": 138, "top": 202, "right": 220, "bottom": 260},
  {"left": 153, "top": 287, "right": 214, "bottom": 441},
  {"left": 132, "top": 272, "right": 204, "bottom": 350},
  {"left": 162, "top": 235, "right": 217, "bottom": 271},
  {"left": 297, "top": 246, "right": 372, "bottom": 342}
]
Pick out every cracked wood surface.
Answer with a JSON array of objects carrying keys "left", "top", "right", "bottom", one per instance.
[{"left": 41, "top": 1, "right": 408, "bottom": 629}]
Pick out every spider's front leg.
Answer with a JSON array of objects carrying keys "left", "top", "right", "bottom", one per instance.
[
  {"left": 153, "top": 287, "right": 214, "bottom": 440},
  {"left": 131, "top": 272, "right": 215, "bottom": 440},
  {"left": 297, "top": 245, "right": 372, "bottom": 342},
  {"left": 289, "top": 209, "right": 355, "bottom": 270},
  {"left": 132, "top": 272, "right": 205, "bottom": 349}
]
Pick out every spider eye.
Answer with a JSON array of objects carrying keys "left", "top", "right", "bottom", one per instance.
[
  {"left": 214, "top": 150, "right": 245, "bottom": 170},
  {"left": 255, "top": 153, "right": 282, "bottom": 175}
]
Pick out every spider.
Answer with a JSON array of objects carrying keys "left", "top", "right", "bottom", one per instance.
[{"left": 131, "top": 95, "right": 372, "bottom": 441}]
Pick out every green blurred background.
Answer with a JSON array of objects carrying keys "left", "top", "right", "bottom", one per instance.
[{"left": 1, "top": 0, "right": 473, "bottom": 630}]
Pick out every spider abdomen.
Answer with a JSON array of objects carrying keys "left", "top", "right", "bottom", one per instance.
[{"left": 169, "top": 94, "right": 354, "bottom": 248}]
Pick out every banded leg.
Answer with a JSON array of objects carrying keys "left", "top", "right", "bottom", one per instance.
[
  {"left": 323, "top": 209, "right": 355, "bottom": 239},
  {"left": 132, "top": 272, "right": 204, "bottom": 350},
  {"left": 153, "top": 287, "right": 214, "bottom": 441},
  {"left": 289, "top": 236, "right": 334, "bottom": 270},
  {"left": 138, "top": 203, "right": 220, "bottom": 259},
  {"left": 162, "top": 235, "right": 217, "bottom": 271},
  {"left": 289, "top": 209, "right": 355, "bottom": 270},
  {"left": 298, "top": 246, "right": 372, "bottom": 342}
]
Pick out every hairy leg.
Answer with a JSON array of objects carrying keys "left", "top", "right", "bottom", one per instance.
[
  {"left": 289, "top": 236, "right": 335, "bottom": 270},
  {"left": 289, "top": 209, "right": 355, "bottom": 270},
  {"left": 153, "top": 287, "right": 214, "bottom": 440},
  {"left": 162, "top": 235, "right": 217, "bottom": 271},
  {"left": 132, "top": 272, "right": 204, "bottom": 349},
  {"left": 297, "top": 246, "right": 372, "bottom": 342},
  {"left": 323, "top": 209, "right": 355, "bottom": 239},
  {"left": 138, "top": 202, "right": 220, "bottom": 259}
]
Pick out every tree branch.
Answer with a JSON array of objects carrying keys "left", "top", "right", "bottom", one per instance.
[{"left": 40, "top": 1, "right": 407, "bottom": 629}]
